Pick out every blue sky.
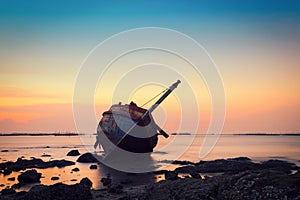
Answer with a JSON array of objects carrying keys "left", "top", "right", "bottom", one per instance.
[{"left": 1, "top": 0, "right": 299, "bottom": 39}]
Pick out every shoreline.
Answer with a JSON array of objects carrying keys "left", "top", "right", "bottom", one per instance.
[{"left": 1, "top": 155, "right": 300, "bottom": 200}]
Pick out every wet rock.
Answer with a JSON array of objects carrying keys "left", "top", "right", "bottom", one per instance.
[
  {"left": 3, "top": 169, "right": 12, "bottom": 176},
  {"left": 216, "top": 169, "right": 300, "bottom": 200},
  {"left": 0, "top": 157, "right": 75, "bottom": 172},
  {"left": 72, "top": 167, "right": 80, "bottom": 172},
  {"left": 11, "top": 183, "right": 21, "bottom": 189},
  {"left": 77, "top": 153, "right": 98, "bottom": 163},
  {"left": 41, "top": 154, "right": 51, "bottom": 157},
  {"left": 194, "top": 160, "right": 207, "bottom": 165},
  {"left": 1, "top": 188, "right": 16, "bottom": 195},
  {"left": 80, "top": 177, "right": 92, "bottom": 188},
  {"left": 3, "top": 157, "right": 300, "bottom": 200},
  {"left": 109, "top": 184, "right": 123, "bottom": 194},
  {"left": 164, "top": 171, "right": 179, "bottom": 180},
  {"left": 67, "top": 149, "right": 80, "bottom": 156},
  {"left": 141, "top": 177, "right": 215, "bottom": 200},
  {"left": 51, "top": 176, "right": 59, "bottom": 181},
  {"left": 174, "top": 165, "right": 196, "bottom": 174},
  {"left": 261, "top": 159, "right": 299, "bottom": 172},
  {"left": 101, "top": 176, "right": 112, "bottom": 187},
  {"left": 172, "top": 160, "right": 195, "bottom": 165},
  {"left": 89, "top": 164, "right": 98, "bottom": 170},
  {"left": 138, "top": 168, "right": 300, "bottom": 200},
  {"left": 7, "top": 177, "right": 15, "bottom": 181},
  {"left": 54, "top": 160, "right": 75, "bottom": 168},
  {"left": 152, "top": 170, "right": 168, "bottom": 175},
  {"left": 120, "top": 178, "right": 133, "bottom": 185},
  {"left": 228, "top": 157, "right": 251, "bottom": 161},
  {"left": 18, "top": 169, "right": 42, "bottom": 184},
  {"left": 15, "top": 178, "right": 93, "bottom": 200},
  {"left": 194, "top": 158, "right": 261, "bottom": 173},
  {"left": 190, "top": 172, "right": 201, "bottom": 179}
]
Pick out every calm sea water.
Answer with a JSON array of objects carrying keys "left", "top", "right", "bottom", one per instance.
[{"left": 0, "top": 134, "right": 299, "bottom": 190}]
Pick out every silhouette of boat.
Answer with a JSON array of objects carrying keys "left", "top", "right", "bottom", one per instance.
[{"left": 94, "top": 80, "right": 181, "bottom": 155}]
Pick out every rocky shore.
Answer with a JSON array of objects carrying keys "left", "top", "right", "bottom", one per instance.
[{"left": 1, "top": 157, "right": 300, "bottom": 200}]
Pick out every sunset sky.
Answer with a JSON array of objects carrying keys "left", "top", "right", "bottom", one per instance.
[{"left": 0, "top": 0, "right": 299, "bottom": 134}]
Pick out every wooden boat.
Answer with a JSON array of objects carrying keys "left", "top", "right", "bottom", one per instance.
[{"left": 94, "top": 80, "right": 181, "bottom": 155}]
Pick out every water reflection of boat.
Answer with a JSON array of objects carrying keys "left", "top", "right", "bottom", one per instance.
[{"left": 94, "top": 80, "right": 181, "bottom": 156}]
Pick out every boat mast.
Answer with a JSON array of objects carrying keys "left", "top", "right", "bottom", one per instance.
[{"left": 141, "top": 80, "right": 181, "bottom": 120}]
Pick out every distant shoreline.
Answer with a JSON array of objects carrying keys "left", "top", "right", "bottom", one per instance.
[{"left": 0, "top": 133, "right": 299, "bottom": 136}]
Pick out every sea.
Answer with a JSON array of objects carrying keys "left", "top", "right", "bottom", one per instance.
[{"left": 0, "top": 134, "right": 299, "bottom": 191}]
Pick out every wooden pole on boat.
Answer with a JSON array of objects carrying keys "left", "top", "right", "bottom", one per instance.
[
  {"left": 113, "top": 80, "right": 181, "bottom": 148},
  {"left": 147, "top": 80, "right": 181, "bottom": 114}
]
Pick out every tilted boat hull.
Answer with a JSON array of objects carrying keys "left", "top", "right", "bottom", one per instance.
[
  {"left": 97, "top": 103, "right": 158, "bottom": 154},
  {"left": 95, "top": 80, "right": 180, "bottom": 156}
]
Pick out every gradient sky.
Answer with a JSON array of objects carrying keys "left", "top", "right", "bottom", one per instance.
[{"left": 0, "top": 0, "right": 299, "bottom": 133}]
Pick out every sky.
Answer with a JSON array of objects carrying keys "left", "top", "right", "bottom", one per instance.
[{"left": 0, "top": 0, "right": 299, "bottom": 134}]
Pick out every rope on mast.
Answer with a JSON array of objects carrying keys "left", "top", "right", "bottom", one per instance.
[{"left": 140, "top": 88, "right": 168, "bottom": 108}]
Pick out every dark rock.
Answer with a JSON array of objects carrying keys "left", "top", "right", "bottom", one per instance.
[
  {"left": 190, "top": 172, "right": 201, "bottom": 179},
  {"left": 11, "top": 183, "right": 21, "bottom": 189},
  {"left": 261, "top": 159, "right": 298, "bottom": 172},
  {"left": 8, "top": 177, "right": 15, "bottom": 181},
  {"left": 217, "top": 169, "right": 300, "bottom": 200},
  {"left": 190, "top": 157, "right": 297, "bottom": 174},
  {"left": 101, "top": 176, "right": 112, "bottom": 187},
  {"left": 67, "top": 149, "right": 80, "bottom": 156},
  {"left": 120, "top": 178, "right": 133, "bottom": 185},
  {"left": 41, "top": 154, "right": 51, "bottom": 157},
  {"left": 228, "top": 157, "right": 251, "bottom": 161},
  {"left": 172, "top": 160, "right": 195, "bottom": 165},
  {"left": 138, "top": 168, "right": 300, "bottom": 200},
  {"left": 51, "top": 176, "right": 59, "bottom": 181},
  {"left": 80, "top": 177, "right": 92, "bottom": 188},
  {"left": 174, "top": 165, "right": 196, "bottom": 174},
  {"left": 0, "top": 158, "right": 75, "bottom": 172},
  {"left": 16, "top": 191, "right": 27, "bottom": 196},
  {"left": 72, "top": 167, "right": 80, "bottom": 172},
  {"left": 54, "top": 160, "right": 75, "bottom": 168},
  {"left": 1, "top": 188, "right": 16, "bottom": 195},
  {"left": 15, "top": 179, "right": 93, "bottom": 200},
  {"left": 18, "top": 169, "right": 42, "bottom": 184},
  {"left": 194, "top": 158, "right": 261, "bottom": 173},
  {"left": 3, "top": 169, "right": 12, "bottom": 176},
  {"left": 195, "top": 160, "right": 207, "bottom": 165},
  {"left": 164, "top": 171, "right": 179, "bottom": 180},
  {"left": 77, "top": 153, "right": 98, "bottom": 163},
  {"left": 3, "top": 157, "right": 300, "bottom": 200},
  {"left": 89, "top": 164, "right": 98, "bottom": 170},
  {"left": 109, "top": 184, "right": 123, "bottom": 194},
  {"left": 140, "top": 177, "right": 215, "bottom": 199},
  {"left": 152, "top": 170, "right": 169, "bottom": 175}
]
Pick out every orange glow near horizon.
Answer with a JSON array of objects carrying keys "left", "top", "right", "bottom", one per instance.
[
  {"left": 1, "top": 37, "right": 300, "bottom": 134},
  {"left": 1, "top": 69, "right": 299, "bottom": 134}
]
